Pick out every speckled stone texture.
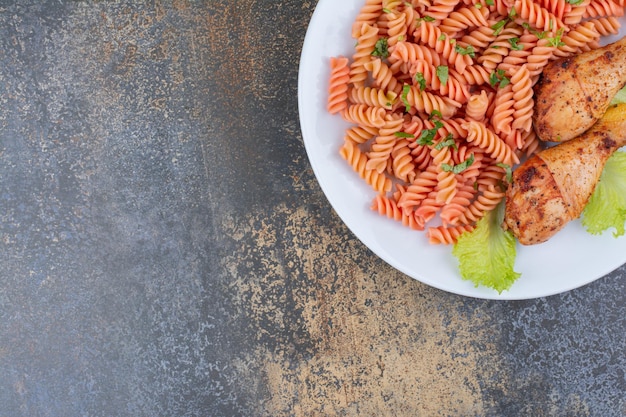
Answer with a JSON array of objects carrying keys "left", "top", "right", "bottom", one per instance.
[{"left": 0, "top": 1, "right": 624, "bottom": 416}]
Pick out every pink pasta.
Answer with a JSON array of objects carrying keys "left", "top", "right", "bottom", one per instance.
[
  {"left": 514, "top": 0, "right": 567, "bottom": 32},
  {"left": 428, "top": 224, "right": 474, "bottom": 244},
  {"left": 439, "top": 6, "right": 490, "bottom": 35},
  {"left": 587, "top": 16, "right": 622, "bottom": 35},
  {"left": 583, "top": 0, "right": 624, "bottom": 18},
  {"left": 349, "top": 23, "right": 380, "bottom": 86},
  {"left": 465, "top": 90, "right": 490, "bottom": 121},
  {"left": 351, "top": 0, "right": 384, "bottom": 38},
  {"left": 416, "top": 21, "right": 474, "bottom": 74},
  {"left": 510, "top": 65, "right": 534, "bottom": 132},
  {"left": 327, "top": 56, "right": 351, "bottom": 114},
  {"left": 326, "top": 0, "right": 626, "bottom": 246},
  {"left": 341, "top": 104, "right": 387, "bottom": 128},
  {"left": 339, "top": 140, "right": 392, "bottom": 193},
  {"left": 366, "top": 114, "right": 404, "bottom": 172},
  {"left": 464, "top": 120, "right": 519, "bottom": 166}
]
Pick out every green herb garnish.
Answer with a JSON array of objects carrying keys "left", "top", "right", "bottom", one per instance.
[
  {"left": 436, "top": 65, "right": 449, "bottom": 86},
  {"left": 371, "top": 38, "right": 389, "bottom": 58}
]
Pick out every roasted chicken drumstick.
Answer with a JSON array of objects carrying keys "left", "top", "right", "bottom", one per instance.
[
  {"left": 504, "top": 103, "right": 626, "bottom": 245},
  {"left": 533, "top": 36, "right": 626, "bottom": 143}
]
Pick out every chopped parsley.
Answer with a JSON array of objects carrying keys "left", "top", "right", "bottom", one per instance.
[
  {"left": 496, "top": 163, "right": 513, "bottom": 183},
  {"left": 436, "top": 65, "right": 449, "bottom": 86},
  {"left": 395, "top": 132, "right": 415, "bottom": 138},
  {"left": 416, "top": 120, "right": 444, "bottom": 146},
  {"left": 508, "top": 37, "right": 523, "bottom": 50},
  {"left": 371, "top": 38, "right": 389, "bottom": 59},
  {"left": 401, "top": 84, "right": 411, "bottom": 112},
  {"left": 435, "top": 134, "right": 457, "bottom": 150},
  {"left": 416, "top": 15, "right": 436, "bottom": 27},
  {"left": 455, "top": 44, "right": 476, "bottom": 57},
  {"left": 415, "top": 72, "right": 427, "bottom": 91},
  {"left": 429, "top": 110, "right": 443, "bottom": 120},
  {"left": 522, "top": 22, "right": 548, "bottom": 39},
  {"left": 442, "top": 154, "right": 475, "bottom": 174},
  {"left": 489, "top": 69, "right": 510, "bottom": 88},
  {"left": 547, "top": 28, "right": 566, "bottom": 47},
  {"left": 491, "top": 19, "right": 508, "bottom": 36}
]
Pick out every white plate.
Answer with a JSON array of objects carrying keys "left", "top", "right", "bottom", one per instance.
[{"left": 298, "top": 0, "right": 626, "bottom": 300}]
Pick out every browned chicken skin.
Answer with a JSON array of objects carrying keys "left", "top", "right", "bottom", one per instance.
[
  {"left": 504, "top": 104, "right": 626, "bottom": 245},
  {"left": 533, "top": 36, "right": 626, "bottom": 143}
]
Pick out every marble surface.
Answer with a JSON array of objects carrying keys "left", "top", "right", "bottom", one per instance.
[{"left": 0, "top": 1, "right": 624, "bottom": 416}]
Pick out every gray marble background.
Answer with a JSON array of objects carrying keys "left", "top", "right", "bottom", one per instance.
[{"left": 0, "top": 1, "right": 624, "bottom": 416}]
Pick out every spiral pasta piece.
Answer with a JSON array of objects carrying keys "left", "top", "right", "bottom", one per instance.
[
  {"left": 424, "top": 0, "right": 463, "bottom": 20},
  {"left": 349, "top": 23, "right": 380, "bottom": 86},
  {"left": 410, "top": 61, "right": 471, "bottom": 103},
  {"left": 339, "top": 140, "right": 392, "bottom": 193},
  {"left": 371, "top": 194, "right": 427, "bottom": 230},
  {"left": 564, "top": 0, "right": 591, "bottom": 24},
  {"left": 391, "top": 41, "right": 444, "bottom": 67},
  {"left": 364, "top": 58, "right": 402, "bottom": 94},
  {"left": 416, "top": 21, "right": 474, "bottom": 74},
  {"left": 510, "top": 65, "right": 534, "bottom": 132},
  {"left": 525, "top": 37, "right": 557, "bottom": 78},
  {"left": 349, "top": 86, "right": 398, "bottom": 109},
  {"left": 428, "top": 224, "right": 474, "bottom": 244},
  {"left": 397, "top": 165, "right": 439, "bottom": 210},
  {"left": 327, "top": 56, "right": 351, "bottom": 114},
  {"left": 342, "top": 104, "right": 387, "bottom": 128},
  {"left": 430, "top": 144, "right": 458, "bottom": 204},
  {"left": 404, "top": 85, "right": 462, "bottom": 118},
  {"left": 583, "top": 0, "right": 624, "bottom": 18},
  {"left": 586, "top": 16, "right": 621, "bottom": 35},
  {"left": 414, "top": 191, "right": 444, "bottom": 224},
  {"left": 514, "top": 0, "right": 567, "bottom": 32},
  {"left": 439, "top": 6, "right": 490, "bottom": 35},
  {"left": 344, "top": 125, "right": 379, "bottom": 144},
  {"left": 439, "top": 183, "right": 476, "bottom": 225},
  {"left": 384, "top": 11, "right": 409, "bottom": 47},
  {"left": 351, "top": 0, "right": 384, "bottom": 38},
  {"left": 449, "top": 65, "right": 491, "bottom": 86},
  {"left": 477, "top": 26, "right": 525, "bottom": 70},
  {"left": 497, "top": 33, "right": 538, "bottom": 75},
  {"left": 435, "top": 117, "right": 471, "bottom": 138},
  {"left": 490, "top": 84, "right": 515, "bottom": 135},
  {"left": 465, "top": 90, "right": 490, "bottom": 121},
  {"left": 461, "top": 25, "right": 498, "bottom": 52},
  {"left": 456, "top": 184, "right": 506, "bottom": 225},
  {"left": 463, "top": 120, "right": 519, "bottom": 166},
  {"left": 554, "top": 22, "right": 600, "bottom": 58},
  {"left": 391, "top": 139, "right": 418, "bottom": 183},
  {"left": 367, "top": 115, "right": 405, "bottom": 172}
]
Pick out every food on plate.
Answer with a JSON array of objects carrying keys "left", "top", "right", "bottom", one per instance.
[
  {"left": 533, "top": 36, "right": 626, "bottom": 143},
  {"left": 324, "top": 0, "right": 626, "bottom": 291},
  {"left": 327, "top": 1, "right": 625, "bottom": 245},
  {"left": 504, "top": 102, "right": 626, "bottom": 245}
]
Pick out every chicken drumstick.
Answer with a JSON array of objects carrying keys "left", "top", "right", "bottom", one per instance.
[{"left": 504, "top": 103, "right": 626, "bottom": 245}]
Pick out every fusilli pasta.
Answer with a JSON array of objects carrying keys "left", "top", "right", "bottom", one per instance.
[{"left": 326, "top": 0, "right": 625, "bottom": 245}]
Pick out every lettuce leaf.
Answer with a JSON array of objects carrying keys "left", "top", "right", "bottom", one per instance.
[
  {"left": 610, "top": 85, "right": 626, "bottom": 105},
  {"left": 452, "top": 201, "right": 520, "bottom": 293},
  {"left": 582, "top": 151, "right": 626, "bottom": 237}
]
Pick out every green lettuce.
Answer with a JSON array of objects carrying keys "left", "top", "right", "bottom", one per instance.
[
  {"left": 610, "top": 85, "right": 626, "bottom": 105},
  {"left": 451, "top": 86, "right": 626, "bottom": 293},
  {"left": 582, "top": 151, "right": 626, "bottom": 237},
  {"left": 452, "top": 201, "right": 520, "bottom": 293}
]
